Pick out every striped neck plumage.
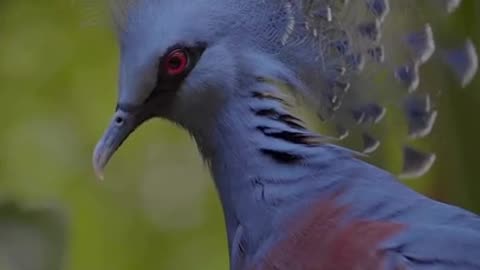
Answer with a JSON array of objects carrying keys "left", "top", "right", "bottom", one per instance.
[{"left": 188, "top": 78, "right": 355, "bottom": 254}]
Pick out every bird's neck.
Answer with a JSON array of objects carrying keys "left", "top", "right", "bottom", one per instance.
[{"left": 185, "top": 86, "right": 357, "bottom": 260}]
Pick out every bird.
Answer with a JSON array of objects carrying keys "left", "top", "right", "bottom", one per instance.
[{"left": 91, "top": 0, "right": 480, "bottom": 269}]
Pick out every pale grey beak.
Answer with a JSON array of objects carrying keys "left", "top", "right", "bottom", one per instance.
[{"left": 92, "top": 109, "right": 142, "bottom": 180}]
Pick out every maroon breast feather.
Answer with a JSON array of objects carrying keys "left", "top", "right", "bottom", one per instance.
[{"left": 252, "top": 195, "right": 407, "bottom": 270}]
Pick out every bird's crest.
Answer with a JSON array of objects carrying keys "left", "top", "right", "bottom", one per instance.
[
  {"left": 74, "top": 0, "right": 138, "bottom": 32},
  {"left": 271, "top": 0, "right": 478, "bottom": 178},
  {"left": 107, "top": 0, "right": 137, "bottom": 31},
  {"left": 83, "top": 0, "right": 479, "bottom": 179}
]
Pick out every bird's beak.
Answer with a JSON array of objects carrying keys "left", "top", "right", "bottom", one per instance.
[{"left": 92, "top": 108, "right": 146, "bottom": 180}]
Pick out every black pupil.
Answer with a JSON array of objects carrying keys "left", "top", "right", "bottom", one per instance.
[
  {"left": 168, "top": 55, "right": 182, "bottom": 69},
  {"left": 115, "top": 116, "right": 123, "bottom": 125}
]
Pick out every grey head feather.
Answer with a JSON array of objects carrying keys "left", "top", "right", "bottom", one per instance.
[
  {"left": 404, "top": 24, "right": 435, "bottom": 65},
  {"left": 400, "top": 146, "right": 436, "bottom": 179},
  {"left": 404, "top": 94, "right": 438, "bottom": 139},
  {"left": 361, "top": 132, "right": 380, "bottom": 154},
  {"left": 108, "top": 0, "right": 137, "bottom": 30},
  {"left": 442, "top": 40, "right": 479, "bottom": 87}
]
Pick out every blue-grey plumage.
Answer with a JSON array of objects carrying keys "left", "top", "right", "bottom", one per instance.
[
  {"left": 443, "top": 40, "right": 479, "bottom": 87},
  {"left": 90, "top": 0, "right": 480, "bottom": 269},
  {"left": 404, "top": 94, "right": 438, "bottom": 139}
]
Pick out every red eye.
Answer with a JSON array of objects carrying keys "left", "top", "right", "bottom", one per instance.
[{"left": 164, "top": 49, "right": 189, "bottom": 76}]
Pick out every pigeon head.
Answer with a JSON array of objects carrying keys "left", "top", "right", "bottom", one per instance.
[{"left": 92, "top": 0, "right": 261, "bottom": 178}]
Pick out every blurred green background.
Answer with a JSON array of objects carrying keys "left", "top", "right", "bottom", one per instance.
[{"left": 0, "top": 1, "right": 478, "bottom": 270}]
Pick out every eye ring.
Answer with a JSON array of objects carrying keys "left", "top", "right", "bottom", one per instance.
[{"left": 164, "top": 49, "right": 189, "bottom": 76}]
